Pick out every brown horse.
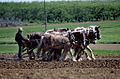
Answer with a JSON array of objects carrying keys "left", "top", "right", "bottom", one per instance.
[
  {"left": 37, "top": 33, "right": 72, "bottom": 61},
  {"left": 43, "top": 28, "right": 72, "bottom": 61},
  {"left": 22, "top": 32, "right": 44, "bottom": 60}
]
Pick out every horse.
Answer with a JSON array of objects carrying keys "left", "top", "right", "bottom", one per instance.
[
  {"left": 21, "top": 32, "right": 44, "bottom": 60},
  {"left": 85, "top": 25, "right": 101, "bottom": 60},
  {"left": 36, "top": 33, "right": 72, "bottom": 61},
  {"left": 70, "top": 28, "right": 87, "bottom": 61},
  {"left": 74, "top": 25, "right": 101, "bottom": 61},
  {"left": 44, "top": 28, "right": 87, "bottom": 61},
  {"left": 42, "top": 28, "right": 72, "bottom": 61}
]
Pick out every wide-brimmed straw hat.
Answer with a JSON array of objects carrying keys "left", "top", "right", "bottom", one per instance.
[{"left": 18, "top": 27, "right": 23, "bottom": 32}]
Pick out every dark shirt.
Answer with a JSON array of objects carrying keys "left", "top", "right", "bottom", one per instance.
[{"left": 15, "top": 32, "right": 26, "bottom": 46}]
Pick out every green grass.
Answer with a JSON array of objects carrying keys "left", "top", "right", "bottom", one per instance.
[
  {"left": 93, "top": 50, "right": 120, "bottom": 56},
  {"left": 0, "top": 44, "right": 120, "bottom": 56},
  {"left": 0, "top": 21, "right": 120, "bottom": 44},
  {"left": 0, "top": 21, "right": 120, "bottom": 54},
  {"left": 0, "top": 44, "right": 17, "bottom": 54}
]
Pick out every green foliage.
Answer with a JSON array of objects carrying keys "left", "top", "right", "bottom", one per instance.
[{"left": 0, "top": 1, "right": 120, "bottom": 23}]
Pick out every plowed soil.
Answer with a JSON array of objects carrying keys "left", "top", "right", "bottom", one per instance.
[
  {"left": 0, "top": 54, "right": 120, "bottom": 79},
  {"left": 0, "top": 44, "right": 120, "bottom": 79}
]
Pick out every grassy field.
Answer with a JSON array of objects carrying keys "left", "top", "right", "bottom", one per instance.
[
  {"left": 93, "top": 50, "right": 120, "bottom": 56},
  {"left": 0, "top": 21, "right": 120, "bottom": 55}
]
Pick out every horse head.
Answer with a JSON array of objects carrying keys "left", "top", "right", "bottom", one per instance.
[
  {"left": 95, "top": 25, "right": 101, "bottom": 40},
  {"left": 87, "top": 25, "right": 101, "bottom": 44}
]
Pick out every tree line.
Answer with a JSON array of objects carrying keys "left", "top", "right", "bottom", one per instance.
[{"left": 0, "top": 1, "right": 120, "bottom": 23}]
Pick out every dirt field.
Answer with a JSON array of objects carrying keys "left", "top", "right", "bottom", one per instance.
[
  {"left": 0, "top": 44, "right": 120, "bottom": 79},
  {"left": 0, "top": 54, "right": 120, "bottom": 79},
  {"left": 0, "top": 68, "right": 120, "bottom": 79}
]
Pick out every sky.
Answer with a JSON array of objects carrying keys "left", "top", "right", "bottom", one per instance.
[{"left": 0, "top": 0, "right": 83, "bottom": 2}]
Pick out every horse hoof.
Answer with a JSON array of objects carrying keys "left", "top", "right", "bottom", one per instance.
[
  {"left": 72, "top": 57, "right": 77, "bottom": 62},
  {"left": 87, "top": 57, "right": 92, "bottom": 60},
  {"left": 78, "top": 58, "right": 83, "bottom": 62},
  {"left": 92, "top": 57, "right": 96, "bottom": 60},
  {"left": 29, "top": 57, "right": 35, "bottom": 60}
]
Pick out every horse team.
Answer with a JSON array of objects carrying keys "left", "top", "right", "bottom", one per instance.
[{"left": 22, "top": 25, "right": 101, "bottom": 62}]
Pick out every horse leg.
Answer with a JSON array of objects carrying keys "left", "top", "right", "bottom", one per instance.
[
  {"left": 31, "top": 51, "right": 35, "bottom": 60},
  {"left": 36, "top": 44, "right": 45, "bottom": 59},
  {"left": 36, "top": 38, "right": 43, "bottom": 58},
  {"left": 51, "top": 49, "right": 62, "bottom": 61},
  {"left": 59, "top": 47, "right": 68, "bottom": 61},
  {"left": 52, "top": 49, "right": 58, "bottom": 61},
  {"left": 22, "top": 47, "right": 27, "bottom": 52},
  {"left": 64, "top": 48, "right": 73, "bottom": 61},
  {"left": 76, "top": 49, "right": 84, "bottom": 61},
  {"left": 86, "top": 46, "right": 95, "bottom": 60},
  {"left": 47, "top": 49, "right": 54, "bottom": 61},
  {"left": 56, "top": 49, "right": 62, "bottom": 61},
  {"left": 36, "top": 46, "right": 42, "bottom": 58},
  {"left": 84, "top": 49, "right": 92, "bottom": 60},
  {"left": 21, "top": 47, "right": 28, "bottom": 57},
  {"left": 41, "top": 50, "right": 46, "bottom": 61},
  {"left": 72, "top": 48, "right": 77, "bottom": 62},
  {"left": 59, "top": 50, "right": 64, "bottom": 61},
  {"left": 28, "top": 48, "right": 35, "bottom": 60}
]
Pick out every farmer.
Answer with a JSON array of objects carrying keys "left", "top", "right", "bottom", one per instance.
[{"left": 15, "top": 27, "right": 28, "bottom": 60}]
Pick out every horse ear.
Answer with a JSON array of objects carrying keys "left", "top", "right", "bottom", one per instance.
[
  {"left": 54, "top": 28, "right": 56, "bottom": 31},
  {"left": 67, "top": 28, "right": 69, "bottom": 30},
  {"left": 27, "top": 34, "right": 30, "bottom": 38},
  {"left": 98, "top": 26, "right": 100, "bottom": 28}
]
